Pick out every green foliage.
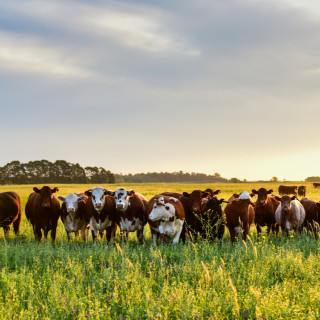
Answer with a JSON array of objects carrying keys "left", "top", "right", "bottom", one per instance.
[
  {"left": 305, "top": 176, "right": 320, "bottom": 182},
  {"left": 0, "top": 182, "right": 320, "bottom": 319}
]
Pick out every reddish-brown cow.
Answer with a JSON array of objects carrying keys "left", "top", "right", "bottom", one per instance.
[
  {"left": 300, "top": 197, "right": 320, "bottom": 230},
  {"left": 224, "top": 191, "right": 255, "bottom": 242},
  {"left": 107, "top": 188, "right": 148, "bottom": 243},
  {"left": 251, "top": 188, "right": 280, "bottom": 235},
  {"left": 0, "top": 192, "right": 22, "bottom": 237},
  {"left": 25, "top": 186, "right": 60, "bottom": 242}
]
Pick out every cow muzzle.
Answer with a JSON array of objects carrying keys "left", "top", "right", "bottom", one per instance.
[
  {"left": 95, "top": 203, "right": 102, "bottom": 209},
  {"left": 117, "top": 204, "right": 124, "bottom": 210},
  {"left": 42, "top": 203, "right": 50, "bottom": 208},
  {"left": 67, "top": 208, "right": 75, "bottom": 213}
]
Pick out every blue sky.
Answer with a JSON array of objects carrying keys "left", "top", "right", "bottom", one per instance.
[{"left": 1, "top": 0, "right": 320, "bottom": 180}]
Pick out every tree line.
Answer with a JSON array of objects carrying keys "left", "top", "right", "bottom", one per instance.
[{"left": 0, "top": 160, "right": 115, "bottom": 184}]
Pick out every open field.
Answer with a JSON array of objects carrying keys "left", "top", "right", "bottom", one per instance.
[{"left": 1, "top": 182, "right": 320, "bottom": 319}]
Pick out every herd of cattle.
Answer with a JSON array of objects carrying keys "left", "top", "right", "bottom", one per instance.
[{"left": 0, "top": 185, "right": 320, "bottom": 244}]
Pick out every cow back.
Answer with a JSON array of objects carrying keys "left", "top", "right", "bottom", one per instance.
[{"left": 0, "top": 192, "right": 21, "bottom": 227}]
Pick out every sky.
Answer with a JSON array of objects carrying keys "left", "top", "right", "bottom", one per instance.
[{"left": 1, "top": 0, "right": 320, "bottom": 181}]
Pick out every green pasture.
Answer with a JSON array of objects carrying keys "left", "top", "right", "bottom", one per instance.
[{"left": 0, "top": 182, "right": 320, "bottom": 319}]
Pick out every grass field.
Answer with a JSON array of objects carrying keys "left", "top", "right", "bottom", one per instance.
[{"left": 0, "top": 182, "right": 320, "bottom": 319}]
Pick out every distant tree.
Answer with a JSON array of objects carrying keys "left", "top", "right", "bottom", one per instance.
[
  {"left": 270, "top": 177, "right": 279, "bottom": 182},
  {"left": 305, "top": 176, "right": 320, "bottom": 182},
  {"left": 230, "top": 177, "right": 241, "bottom": 183}
]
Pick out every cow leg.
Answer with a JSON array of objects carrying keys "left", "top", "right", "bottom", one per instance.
[
  {"left": 13, "top": 212, "right": 21, "bottom": 235},
  {"left": 66, "top": 230, "right": 72, "bottom": 242},
  {"left": 3, "top": 226, "right": 10, "bottom": 239},
  {"left": 106, "top": 227, "right": 114, "bottom": 243},
  {"left": 51, "top": 226, "right": 57, "bottom": 243},
  {"left": 91, "top": 229, "right": 97, "bottom": 243},
  {"left": 281, "top": 226, "right": 288, "bottom": 237},
  {"left": 99, "top": 231, "right": 104, "bottom": 239},
  {"left": 80, "top": 229, "right": 86, "bottom": 242},
  {"left": 44, "top": 228, "right": 49, "bottom": 240},
  {"left": 256, "top": 224, "right": 262, "bottom": 236},
  {"left": 172, "top": 226, "right": 183, "bottom": 245},
  {"left": 152, "top": 232, "right": 158, "bottom": 245},
  {"left": 217, "top": 224, "right": 225, "bottom": 241},
  {"left": 180, "top": 224, "right": 186, "bottom": 244},
  {"left": 137, "top": 229, "right": 143, "bottom": 244},
  {"left": 34, "top": 226, "right": 42, "bottom": 241},
  {"left": 229, "top": 228, "right": 236, "bottom": 243}
]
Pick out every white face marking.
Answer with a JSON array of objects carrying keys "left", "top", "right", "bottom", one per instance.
[
  {"left": 91, "top": 187, "right": 106, "bottom": 212},
  {"left": 63, "top": 193, "right": 81, "bottom": 213},
  {"left": 149, "top": 198, "right": 175, "bottom": 221},
  {"left": 115, "top": 188, "right": 130, "bottom": 211},
  {"left": 239, "top": 191, "right": 251, "bottom": 200},
  {"left": 169, "top": 197, "right": 178, "bottom": 202}
]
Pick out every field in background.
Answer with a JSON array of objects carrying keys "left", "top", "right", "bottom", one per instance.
[{"left": 0, "top": 182, "right": 320, "bottom": 319}]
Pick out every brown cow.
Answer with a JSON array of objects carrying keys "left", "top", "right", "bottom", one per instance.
[
  {"left": 85, "top": 187, "right": 117, "bottom": 243},
  {"left": 25, "top": 186, "right": 60, "bottom": 242},
  {"left": 178, "top": 190, "right": 210, "bottom": 241},
  {"left": 251, "top": 188, "right": 280, "bottom": 235},
  {"left": 278, "top": 185, "right": 298, "bottom": 195},
  {"left": 313, "top": 183, "right": 320, "bottom": 188},
  {"left": 147, "top": 195, "right": 185, "bottom": 244},
  {"left": 298, "top": 186, "right": 306, "bottom": 197},
  {"left": 224, "top": 191, "right": 255, "bottom": 242},
  {"left": 0, "top": 192, "right": 22, "bottom": 237},
  {"left": 107, "top": 188, "right": 148, "bottom": 243},
  {"left": 274, "top": 195, "right": 305, "bottom": 236},
  {"left": 58, "top": 193, "right": 89, "bottom": 241},
  {"left": 300, "top": 197, "right": 320, "bottom": 231}
]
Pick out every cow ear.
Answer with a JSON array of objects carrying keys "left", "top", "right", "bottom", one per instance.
[
  {"left": 51, "top": 187, "right": 59, "bottom": 193},
  {"left": 58, "top": 196, "right": 66, "bottom": 202},
  {"left": 291, "top": 195, "right": 297, "bottom": 201},
  {"left": 252, "top": 189, "right": 258, "bottom": 194},
  {"left": 274, "top": 196, "right": 281, "bottom": 201},
  {"left": 183, "top": 192, "right": 191, "bottom": 198},
  {"left": 250, "top": 193, "right": 256, "bottom": 198},
  {"left": 127, "top": 190, "right": 135, "bottom": 196},
  {"left": 218, "top": 198, "right": 225, "bottom": 204},
  {"left": 233, "top": 193, "right": 239, "bottom": 198},
  {"left": 222, "top": 200, "right": 230, "bottom": 204},
  {"left": 85, "top": 190, "right": 92, "bottom": 197},
  {"left": 33, "top": 187, "right": 40, "bottom": 193},
  {"left": 202, "top": 192, "right": 209, "bottom": 198},
  {"left": 107, "top": 190, "right": 115, "bottom": 196},
  {"left": 77, "top": 196, "right": 86, "bottom": 202},
  {"left": 267, "top": 189, "right": 273, "bottom": 194},
  {"left": 103, "top": 189, "right": 109, "bottom": 195},
  {"left": 316, "top": 202, "right": 320, "bottom": 208},
  {"left": 249, "top": 200, "right": 255, "bottom": 207},
  {"left": 213, "top": 189, "right": 221, "bottom": 195}
]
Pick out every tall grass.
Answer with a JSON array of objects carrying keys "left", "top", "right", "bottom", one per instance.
[{"left": 0, "top": 182, "right": 319, "bottom": 319}]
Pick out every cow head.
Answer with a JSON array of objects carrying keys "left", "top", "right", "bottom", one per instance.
[
  {"left": 229, "top": 191, "right": 255, "bottom": 206},
  {"left": 58, "top": 193, "right": 86, "bottom": 216},
  {"left": 203, "top": 188, "right": 221, "bottom": 198},
  {"left": 33, "top": 186, "right": 59, "bottom": 208},
  {"left": 149, "top": 196, "right": 175, "bottom": 222},
  {"left": 251, "top": 188, "right": 273, "bottom": 206},
  {"left": 85, "top": 187, "right": 108, "bottom": 212},
  {"left": 274, "top": 195, "right": 296, "bottom": 215},
  {"left": 182, "top": 190, "right": 209, "bottom": 214},
  {"left": 108, "top": 188, "right": 135, "bottom": 211},
  {"left": 204, "top": 197, "right": 228, "bottom": 214}
]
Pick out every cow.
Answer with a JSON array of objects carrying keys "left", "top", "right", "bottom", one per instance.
[
  {"left": 274, "top": 195, "right": 305, "bottom": 236},
  {"left": 85, "top": 187, "right": 117, "bottom": 243},
  {"left": 147, "top": 195, "right": 185, "bottom": 244},
  {"left": 25, "top": 186, "right": 60, "bottom": 242},
  {"left": 202, "top": 188, "right": 221, "bottom": 207},
  {"left": 251, "top": 188, "right": 280, "bottom": 235},
  {"left": 107, "top": 188, "right": 148, "bottom": 243},
  {"left": 278, "top": 185, "right": 298, "bottom": 195},
  {"left": 224, "top": 191, "right": 255, "bottom": 242},
  {"left": 58, "top": 193, "right": 89, "bottom": 242},
  {"left": 300, "top": 197, "right": 320, "bottom": 231},
  {"left": 202, "top": 197, "right": 227, "bottom": 240},
  {"left": 0, "top": 192, "right": 22, "bottom": 237},
  {"left": 297, "top": 186, "right": 306, "bottom": 197},
  {"left": 313, "top": 183, "right": 320, "bottom": 188},
  {"left": 178, "top": 190, "right": 210, "bottom": 241}
]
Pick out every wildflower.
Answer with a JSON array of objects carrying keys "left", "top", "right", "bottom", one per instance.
[
  {"left": 109, "top": 294, "right": 114, "bottom": 300},
  {"left": 85, "top": 314, "right": 89, "bottom": 319}
]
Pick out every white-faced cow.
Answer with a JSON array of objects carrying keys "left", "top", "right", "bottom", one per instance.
[
  {"left": 58, "top": 192, "right": 89, "bottom": 242},
  {"left": 107, "top": 188, "right": 148, "bottom": 243},
  {"left": 274, "top": 195, "right": 306, "bottom": 236},
  {"left": 147, "top": 195, "right": 185, "bottom": 245},
  {"left": 85, "top": 187, "right": 117, "bottom": 243}
]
